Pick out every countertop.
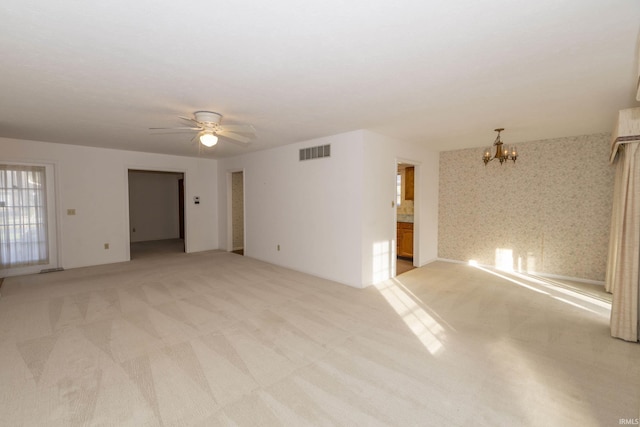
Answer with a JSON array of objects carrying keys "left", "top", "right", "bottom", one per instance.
[{"left": 397, "top": 214, "right": 414, "bottom": 223}]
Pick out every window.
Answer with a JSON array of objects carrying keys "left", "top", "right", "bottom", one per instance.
[
  {"left": 0, "top": 165, "right": 49, "bottom": 268},
  {"left": 396, "top": 173, "right": 402, "bottom": 207}
]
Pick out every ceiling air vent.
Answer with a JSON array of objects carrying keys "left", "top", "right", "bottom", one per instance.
[{"left": 300, "top": 144, "right": 330, "bottom": 161}]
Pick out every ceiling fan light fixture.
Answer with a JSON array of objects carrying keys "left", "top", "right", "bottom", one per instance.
[
  {"left": 199, "top": 131, "right": 218, "bottom": 147},
  {"left": 150, "top": 111, "right": 255, "bottom": 148}
]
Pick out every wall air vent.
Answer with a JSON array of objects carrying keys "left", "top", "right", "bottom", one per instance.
[{"left": 299, "top": 144, "right": 330, "bottom": 161}]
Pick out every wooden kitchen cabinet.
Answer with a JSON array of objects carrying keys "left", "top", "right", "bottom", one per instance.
[
  {"left": 405, "top": 166, "right": 414, "bottom": 201},
  {"left": 397, "top": 222, "right": 414, "bottom": 258}
]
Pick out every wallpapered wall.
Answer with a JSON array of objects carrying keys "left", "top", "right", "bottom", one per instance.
[{"left": 438, "top": 133, "right": 614, "bottom": 282}]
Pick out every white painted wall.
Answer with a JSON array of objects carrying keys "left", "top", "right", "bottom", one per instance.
[
  {"left": 217, "top": 129, "right": 439, "bottom": 288},
  {"left": 128, "top": 171, "right": 182, "bottom": 243},
  {"left": 360, "top": 130, "right": 439, "bottom": 286},
  {"left": 0, "top": 137, "right": 218, "bottom": 271},
  {"left": 218, "top": 131, "right": 365, "bottom": 287},
  {"left": 0, "top": 128, "right": 437, "bottom": 286}
]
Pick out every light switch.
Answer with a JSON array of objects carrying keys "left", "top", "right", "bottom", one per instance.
[{"left": 67, "top": 209, "right": 76, "bottom": 215}]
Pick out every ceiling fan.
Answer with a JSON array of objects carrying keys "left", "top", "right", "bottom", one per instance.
[{"left": 150, "top": 111, "right": 256, "bottom": 147}]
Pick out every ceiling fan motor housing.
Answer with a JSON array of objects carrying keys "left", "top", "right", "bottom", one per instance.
[{"left": 194, "top": 111, "right": 222, "bottom": 125}]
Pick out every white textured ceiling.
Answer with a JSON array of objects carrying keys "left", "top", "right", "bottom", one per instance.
[{"left": 1, "top": 1, "right": 639, "bottom": 158}]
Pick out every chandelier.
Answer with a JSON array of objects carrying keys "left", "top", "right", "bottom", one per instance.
[{"left": 482, "top": 128, "right": 517, "bottom": 165}]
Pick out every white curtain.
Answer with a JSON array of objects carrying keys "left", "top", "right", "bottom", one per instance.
[
  {"left": 0, "top": 165, "right": 49, "bottom": 269},
  {"left": 606, "top": 141, "right": 640, "bottom": 342}
]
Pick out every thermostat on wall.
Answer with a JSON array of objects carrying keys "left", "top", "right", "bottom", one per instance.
[{"left": 194, "top": 196, "right": 200, "bottom": 204}]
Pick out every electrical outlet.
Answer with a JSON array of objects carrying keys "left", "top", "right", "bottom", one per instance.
[
  {"left": 67, "top": 209, "right": 76, "bottom": 215},
  {"left": 104, "top": 243, "right": 109, "bottom": 250},
  {"left": 132, "top": 227, "right": 136, "bottom": 232}
]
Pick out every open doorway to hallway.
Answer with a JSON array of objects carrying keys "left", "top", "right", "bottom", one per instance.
[
  {"left": 396, "top": 162, "right": 416, "bottom": 275},
  {"left": 128, "top": 170, "right": 185, "bottom": 259},
  {"left": 230, "top": 171, "right": 244, "bottom": 256}
]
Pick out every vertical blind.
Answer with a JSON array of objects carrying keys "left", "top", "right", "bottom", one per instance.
[{"left": 0, "top": 165, "right": 49, "bottom": 269}]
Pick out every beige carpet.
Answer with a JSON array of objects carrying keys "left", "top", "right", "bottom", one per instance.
[
  {"left": 0, "top": 249, "right": 638, "bottom": 426},
  {"left": 130, "top": 239, "right": 185, "bottom": 259}
]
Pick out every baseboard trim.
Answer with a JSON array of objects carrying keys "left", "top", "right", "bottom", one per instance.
[
  {"left": 436, "top": 258, "right": 605, "bottom": 286},
  {"left": 417, "top": 257, "right": 439, "bottom": 267}
]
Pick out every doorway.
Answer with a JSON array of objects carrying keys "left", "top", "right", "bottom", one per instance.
[
  {"left": 128, "top": 170, "right": 185, "bottom": 259},
  {"left": 178, "top": 178, "right": 184, "bottom": 239},
  {"left": 396, "top": 162, "right": 417, "bottom": 276},
  {"left": 229, "top": 171, "right": 245, "bottom": 255},
  {"left": 0, "top": 163, "right": 59, "bottom": 277}
]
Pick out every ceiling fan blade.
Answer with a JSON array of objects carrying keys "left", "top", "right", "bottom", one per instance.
[
  {"left": 217, "top": 131, "right": 251, "bottom": 144},
  {"left": 149, "top": 126, "right": 202, "bottom": 130},
  {"left": 178, "top": 116, "right": 199, "bottom": 123},
  {"left": 218, "top": 124, "right": 256, "bottom": 134}
]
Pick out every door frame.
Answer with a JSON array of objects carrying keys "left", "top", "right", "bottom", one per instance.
[
  {"left": 178, "top": 178, "right": 185, "bottom": 239},
  {"left": 394, "top": 159, "right": 420, "bottom": 277},
  {"left": 0, "top": 161, "right": 60, "bottom": 277},
  {"left": 124, "top": 167, "right": 187, "bottom": 260},
  {"left": 226, "top": 169, "right": 245, "bottom": 253}
]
